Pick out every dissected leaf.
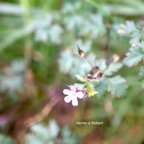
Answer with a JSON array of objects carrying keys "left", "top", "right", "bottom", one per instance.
[
  {"left": 125, "top": 21, "right": 137, "bottom": 34},
  {"left": 105, "top": 62, "right": 123, "bottom": 76},
  {"left": 107, "top": 76, "right": 128, "bottom": 96},
  {"left": 124, "top": 47, "right": 144, "bottom": 67},
  {"left": 59, "top": 50, "right": 74, "bottom": 73},
  {"left": 94, "top": 78, "right": 107, "bottom": 96}
]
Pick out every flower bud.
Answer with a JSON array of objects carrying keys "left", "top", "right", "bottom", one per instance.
[
  {"left": 94, "top": 67, "right": 108, "bottom": 78},
  {"left": 77, "top": 44, "right": 85, "bottom": 57},
  {"left": 95, "top": 71, "right": 103, "bottom": 78},
  {"left": 87, "top": 74, "right": 94, "bottom": 80}
]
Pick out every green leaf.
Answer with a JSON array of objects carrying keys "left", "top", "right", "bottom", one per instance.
[
  {"left": 26, "top": 120, "right": 59, "bottom": 144},
  {"left": 105, "top": 62, "right": 123, "bottom": 76},
  {"left": 0, "top": 135, "right": 16, "bottom": 144},
  {"left": 124, "top": 47, "right": 144, "bottom": 67},
  {"left": 74, "top": 83, "right": 85, "bottom": 90},
  {"left": 76, "top": 75, "right": 87, "bottom": 82},
  {"left": 87, "top": 87, "right": 98, "bottom": 97},
  {"left": 139, "top": 66, "right": 144, "bottom": 80},
  {"left": 0, "top": 21, "right": 37, "bottom": 51},
  {"left": 86, "top": 0, "right": 144, "bottom": 16},
  {"left": 85, "top": 82, "right": 98, "bottom": 97},
  {"left": 94, "top": 78, "right": 107, "bottom": 96},
  {"left": 95, "top": 59, "right": 122, "bottom": 76},
  {"left": 107, "top": 76, "right": 128, "bottom": 96},
  {"left": 125, "top": 21, "right": 137, "bottom": 34},
  {"left": 59, "top": 50, "right": 74, "bottom": 73},
  {"left": 139, "top": 66, "right": 144, "bottom": 89},
  {"left": 142, "top": 83, "right": 144, "bottom": 89}
]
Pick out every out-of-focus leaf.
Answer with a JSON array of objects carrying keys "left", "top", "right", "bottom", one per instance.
[
  {"left": 139, "top": 66, "right": 144, "bottom": 80},
  {"left": 62, "top": 2, "right": 81, "bottom": 14},
  {"left": 48, "top": 120, "right": 60, "bottom": 138},
  {"left": 74, "top": 83, "right": 85, "bottom": 90},
  {"left": 59, "top": 50, "right": 74, "bottom": 74},
  {"left": 35, "top": 23, "right": 63, "bottom": 44},
  {"left": 107, "top": 76, "right": 128, "bottom": 96},
  {"left": 5, "top": 60, "right": 26, "bottom": 75},
  {"left": 125, "top": 21, "right": 137, "bottom": 34},
  {"left": 61, "top": 126, "right": 80, "bottom": 144},
  {"left": 0, "top": 2, "right": 24, "bottom": 15},
  {"left": 124, "top": 47, "right": 144, "bottom": 67},
  {"left": 0, "top": 2, "right": 40, "bottom": 15},
  {"left": 94, "top": 78, "right": 107, "bottom": 96},
  {"left": 105, "top": 62, "right": 123, "bottom": 76},
  {"left": 74, "top": 40, "right": 92, "bottom": 53},
  {"left": 31, "top": 124, "right": 49, "bottom": 140},
  {"left": 59, "top": 47, "right": 95, "bottom": 76},
  {"left": 90, "top": 14, "right": 106, "bottom": 36},
  {"left": 25, "top": 120, "right": 59, "bottom": 144},
  {"left": 139, "top": 66, "right": 144, "bottom": 89},
  {"left": 85, "top": 82, "right": 98, "bottom": 97},
  {"left": 86, "top": 0, "right": 144, "bottom": 16},
  {"left": 64, "top": 15, "right": 84, "bottom": 31},
  {"left": 95, "top": 59, "right": 123, "bottom": 76},
  {"left": 0, "top": 60, "right": 25, "bottom": 92},
  {"left": 25, "top": 134, "right": 44, "bottom": 144},
  {"left": 76, "top": 75, "right": 87, "bottom": 82},
  {"left": 95, "top": 59, "right": 106, "bottom": 71},
  {"left": 87, "top": 87, "right": 98, "bottom": 97},
  {"left": 142, "top": 83, "right": 144, "bottom": 89},
  {"left": 0, "top": 135, "right": 16, "bottom": 144},
  {"left": 0, "top": 76, "right": 23, "bottom": 92},
  {"left": 129, "top": 31, "right": 141, "bottom": 45},
  {"left": 48, "top": 24, "right": 63, "bottom": 44},
  {"left": 0, "top": 21, "right": 37, "bottom": 51}
]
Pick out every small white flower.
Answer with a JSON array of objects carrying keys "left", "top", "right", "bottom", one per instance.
[{"left": 63, "top": 85, "right": 84, "bottom": 106}]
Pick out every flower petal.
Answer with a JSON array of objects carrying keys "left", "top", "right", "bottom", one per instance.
[
  {"left": 63, "top": 89, "right": 72, "bottom": 95},
  {"left": 69, "top": 85, "right": 76, "bottom": 93},
  {"left": 76, "top": 92, "right": 84, "bottom": 99},
  {"left": 64, "top": 96, "right": 73, "bottom": 103},
  {"left": 72, "top": 97, "right": 78, "bottom": 106}
]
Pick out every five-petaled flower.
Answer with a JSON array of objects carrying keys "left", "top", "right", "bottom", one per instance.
[{"left": 63, "top": 85, "right": 84, "bottom": 106}]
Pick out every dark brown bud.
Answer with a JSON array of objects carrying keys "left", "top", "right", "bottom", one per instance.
[
  {"left": 94, "top": 71, "right": 103, "bottom": 78},
  {"left": 87, "top": 74, "right": 94, "bottom": 80},
  {"left": 97, "top": 72, "right": 103, "bottom": 78},
  {"left": 77, "top": 44, "right": 85, "bottom": 57}
]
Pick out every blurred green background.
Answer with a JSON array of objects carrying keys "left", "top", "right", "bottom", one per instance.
[{"left": 0, "top": 0, "right": 144, "bottom": 144}]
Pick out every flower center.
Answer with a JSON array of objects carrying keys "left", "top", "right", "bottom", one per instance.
[{"left": 72, "top": 92, "right": 76, "bottom": 97}]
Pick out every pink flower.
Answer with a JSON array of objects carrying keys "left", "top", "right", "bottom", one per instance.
[{"left": 63, "top": 85, "right": 84, "bottom": 106}]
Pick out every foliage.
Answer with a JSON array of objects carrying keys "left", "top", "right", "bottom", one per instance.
[
  {"left": 0, "top": 135, "right": 16, "bottom": 144},
  {"left": 0, "top": 0, "right": 144, "bottom": 144}
]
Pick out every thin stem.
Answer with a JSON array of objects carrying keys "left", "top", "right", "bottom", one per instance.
[
  {"left": 84, "top": 56, "right": 94, "bottom": 69},
  {"left": 105, "top": 24, "right": 111, "bottom": 66},
  {"left": 77, "top": 44, "right": 97, "bottom": 72}
]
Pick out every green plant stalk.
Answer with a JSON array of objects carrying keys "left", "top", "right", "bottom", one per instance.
[{"left": 19, "top": 0, "right": 33, "bottom": 67}]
